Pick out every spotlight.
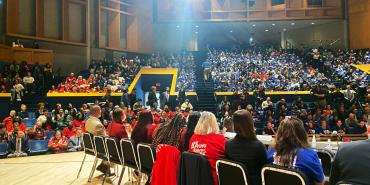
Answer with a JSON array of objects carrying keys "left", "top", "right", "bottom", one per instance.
[{"left": 311, "top": 22, "right": 315, "bottom": 25}]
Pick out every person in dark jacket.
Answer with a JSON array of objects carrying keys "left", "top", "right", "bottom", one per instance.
[
  {"left": 330, "top": 139, "right": 370, "bottom": 185},
  {"left": 147, "top": 86, "right": 158, "bottom": 108},
  {"left": 225, "top": 110, "right": 267, "bottom": 185},
  {"left": 8, "top": 131, "right": 29, "bottom": 157}
]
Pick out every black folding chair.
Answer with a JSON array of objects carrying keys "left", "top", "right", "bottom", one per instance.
[
  {"left": 91, "top": 136, "right": 109, "bottom": 185},
  {"left": 216, "top": 159, "right": 248, "bottom": 185},
  {"left": 77, "top": 133, "right": 95, "bottom": 178},
  {"left": 137, "top": 143, "right": 155, "bottom": 185},
  {"left": 105, "top": 138, "right": 123, "bottom": 184},
  {"left": 317, "top": 149, "right": 334, "bottom": 177},
  {"left": 119, "top": 139, "right": 140, "bottom": 185},
  {"left": 261, "top": 164, "right": 309, "bottom": 185}
]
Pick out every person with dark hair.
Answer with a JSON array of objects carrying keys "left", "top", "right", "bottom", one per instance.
[
  {"left": 152, "top": 114, "right": 186, "bottom": 150},
  {"left": 48, "top": 130, "right": 68, "bottom": 153},
  {"left": 225, "top": 110, "right": 267, "bottom": 185},
  {"left": 0, "top": 124, "right": 8, "bottom": 143},
  {"left": 8, "top": 131, "right": 28, "bottom": 158},
  {"left": 267, "top": 117, "right": 324, "bottom": 185},
  {"left": 131, "top": 110, "right": 156, "bottom": 144},
  {"left": 147, "top": 86, "right": 158, "bottom": 108},
  {"left": 107, "top": 107, "right": 128, "bottom": 140},
  {"left": 182, "top": 111, "right": 201, "bottom": 151}
]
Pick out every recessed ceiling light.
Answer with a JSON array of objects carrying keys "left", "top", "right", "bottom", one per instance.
[
  {"left": 252, "top": 24, "right": 256, "bottom": 27},
  {"left": 291, "top": 22, "right": 295, "bottom": 26},
  {"left": 311, "top": 22, "right": 315, "bottom": 25},
  {"left": 195, "top": 31, "right": 198, "bottom": 34},
  {"left": 176, "top": 25, "right": 180, "bottom": 28},
  {"left": 230, "top": 30, "right": 233, "bottom": 33},
  {"left": 272, "top": 23, "right": 275, "bottom": 26},
  {"left": 195, "top": 25, "right": 199, "bottom": 28},
  {"left": 265, "top": 29, "right": 269, "bottom": 32},
  {"left": 283, "top": 28, "right": 287, "bottom": 31}
]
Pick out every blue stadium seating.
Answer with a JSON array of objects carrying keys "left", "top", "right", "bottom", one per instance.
[
  {"left": 29, "top": 140, "right": 49, "bottom": 155},
  {"left": 28, "top": 112, "right": 36, "bottom": 119},
  {"left": 46, "top": 131, "right": 56, "bottom": 139},
  {"left": 23, "top": 118, "right": 36, "bottom": 128},
  {"left": 0, "top": 143, "right": 8, "bottom": 158}
]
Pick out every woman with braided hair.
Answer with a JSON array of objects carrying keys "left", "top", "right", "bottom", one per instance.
[{"left": 152, "top": 113, "right": 186, "bottom": 151}]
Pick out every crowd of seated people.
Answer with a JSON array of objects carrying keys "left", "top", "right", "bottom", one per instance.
[
  {"left": 0, "top": 61, "right": 53, "bottom": 101},
  {"left": 0, "top": 88, "right": 369, "bottom": 184},
  {"left": 207, "top": 48, "right": 369, "bottom": 92},
  {"left": 49, "top": 52, "right": 196, "bottom": 93}
]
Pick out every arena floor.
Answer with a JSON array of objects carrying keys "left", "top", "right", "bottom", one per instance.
[{"left": 0, "top": 152, "right": 140, "bottom": 185}]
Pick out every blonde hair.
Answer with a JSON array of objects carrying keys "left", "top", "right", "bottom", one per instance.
[{"left": 194, "top": 111, "right": 219, "bottom": 135}]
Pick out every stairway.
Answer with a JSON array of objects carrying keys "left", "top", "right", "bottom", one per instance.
[
  {"left": 195, "top": 81, "right": 216, "bottom": 112},
  {"left": 193, "top": 51, "right": 217, "bottom": 112}
]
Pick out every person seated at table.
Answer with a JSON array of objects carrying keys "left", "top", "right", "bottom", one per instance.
[
  {"left": 316, "top": 120, "right": 332, "bottom": 135},
  {"left": 331, "top": 120, "right": 346, "bottom": 134},
  {"left": 8, "top": 131, "right": 29, "bottom": 158},
  {"left": 27, "top": 120, "right": 46, "bottom": 140},
  {"left": 329, "top": 134, "right": 370, "bottom": 185},
  {"left": 152, "top": 114, "right": 186, "bottom": 151},
  {"left": 0, "top": 124, "right": 8, "bottom": 143},
  {"left": 225, "top": 110, "right": 267, "bottom": 185},
  {"left": 68, "top": 127, "right": 83, "bottom": 152},
  {"left": 348, "top": 120, "right": 367, "bottom": 134},
  {"left": 107, "top": 107, "right": 128, "bottom": 140},
  {"left": 262, "top": 121, "right": 276, "bottom": 135},
  {"left": 18, "top": 104, "right": 29, "bottom": 119},
  {"left": 267, "top": 117, "right": 324, "bottom": 185},
  {"left": 188, "top": 111, "right": 226, "bottom": 185},
  {"left": 48, "top": 130, "right": 68, "bottom": 153}
]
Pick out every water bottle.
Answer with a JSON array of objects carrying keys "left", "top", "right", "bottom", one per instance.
[
  {"left": 311, "top": 134, "right": 317, "bottom": 149},
  {"left": 325, "top": 139, "right": 332, "bottom": 150}
]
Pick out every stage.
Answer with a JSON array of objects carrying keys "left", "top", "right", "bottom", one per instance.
[{"left": 0, "top": 152, "right": 138, "bottom": 185}]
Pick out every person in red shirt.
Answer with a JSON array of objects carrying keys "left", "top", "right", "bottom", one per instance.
[
  {"left": 7, "top": 117, "right": 26, "bottom": 133},
  {"left": 107, "top": 108, "right": 128, "bottom": 140},
  {"left": 62, "top": 123, "right": 77, "bottom": 139},
  {"left": 152, "top": 114, "right": 186, "bottom": 151},
  {"left": 48, "top": 130, "right": 68, "bottom": 153},
  {"left": 131, "top": 110, "right": 156, "bottom": 144},
  {"left": 2, "top": 110, "right": 16, "bottom": 130},
  {"left": 65, "top": 72, "right": 76, "bottom": 84},
  {"left": 188, "top": 111, "right": 226, "bottom": 185}
]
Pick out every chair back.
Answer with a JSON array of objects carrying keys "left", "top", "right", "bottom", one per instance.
[
  {"left": 317, "top": 149, "right": 334, "bottom": 176},
  {"left": 82, "top": 133, "right": 95, "bottom": 155},
  {"left": 46, "top": 131, "right": 56, "bottom": 139},
  {"left": 261, "top": 164, "right": 309, "bottom": 185},
  {"left": 0, "top": 143, "right": 8, "bottom": 156},
  {"left": 120, "top": 139, "right": 139, "bottom": 169},
  {"left": 23, "top": 118, "right": 36, "bottom": 128},
  {"left": 137, "top": 143, "right": 155, "bottom": 174},
  {"left": 29, "top": 140, "right": 49, "bottom": 154},
  {"left": 106, "top": 138, "right": 122, "bottom": 165},
  {"left": 178, "top": 152, "right": 214, "bottom": 185},
  {"left": 28, "top": 112, "right": 36, "bottom": 119},
  {"left": 93, "top": 136, "right": 108, "bottom": 160},
  {"left": 216, "top": 159, "right": 248, "bottom": 185}
]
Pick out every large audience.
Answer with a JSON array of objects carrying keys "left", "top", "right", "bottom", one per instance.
[
  {"left": 49, "top": 52, "right": 196, "bottom": 93},
  {"left": 0, "top": 61, "right": 53, "bottom": 101},
  {"left": 206, "top": 48, "right": 369, "bottom": 92}
]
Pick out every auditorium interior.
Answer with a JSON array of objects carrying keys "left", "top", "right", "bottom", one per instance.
[{"left": 0, "top": 0, "right": 370, "bottom": 185}]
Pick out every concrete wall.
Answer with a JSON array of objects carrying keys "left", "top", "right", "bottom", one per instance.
[{"left": 284, "top": 20, "right": 345, "bottom": 49}]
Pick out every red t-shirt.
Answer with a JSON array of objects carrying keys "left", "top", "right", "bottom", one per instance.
[
  {"left": 62, "top": 127, "right": 76, "bottom": 138},
  {"left": 147, "top": 124, "right": 159, "bottom": 143},
  {"left": 107, "top": 122, "right": 128, "bottom": 140},
  {"left": 189, "top": 134, "right": 226, "bottom": 185}
]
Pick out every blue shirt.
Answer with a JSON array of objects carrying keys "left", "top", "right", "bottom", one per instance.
[{"left": 267, "top": 148, "right": 324, "bottom": 185}]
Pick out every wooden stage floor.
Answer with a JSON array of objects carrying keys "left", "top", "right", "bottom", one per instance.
[{"left": 0, "top": 152, "right": 140, "bottom": 185}]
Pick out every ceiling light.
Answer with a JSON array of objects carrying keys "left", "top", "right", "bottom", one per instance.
[
  {"left": 283, "top": 28, "right": 287, "bottom": 31},
  {"left": 176, "top": 25, "right": 180, "bottom": 28},
  {"left": 265, "top": 29, "right": 269, "bottom": 32},
  {"left": 252, "top": 24, "right": 256, "bottom": 27},
  {"left": 230, "top": 30, "right": 233, "bottom": 33},
  {"left": 195, "top": 31, "right": 198, "bottom": 34},
  {"left": 311, "top": 22, "right": 315, "bottom": 25},
  {"left": 195, "top": 25, "right": 199, "bottom": 28},
  {"left": 291, "top": 22, "right": 295, "bottom": 26},
  {"left": 272, "top": 23, "right": 275, "bottom": 26}
]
